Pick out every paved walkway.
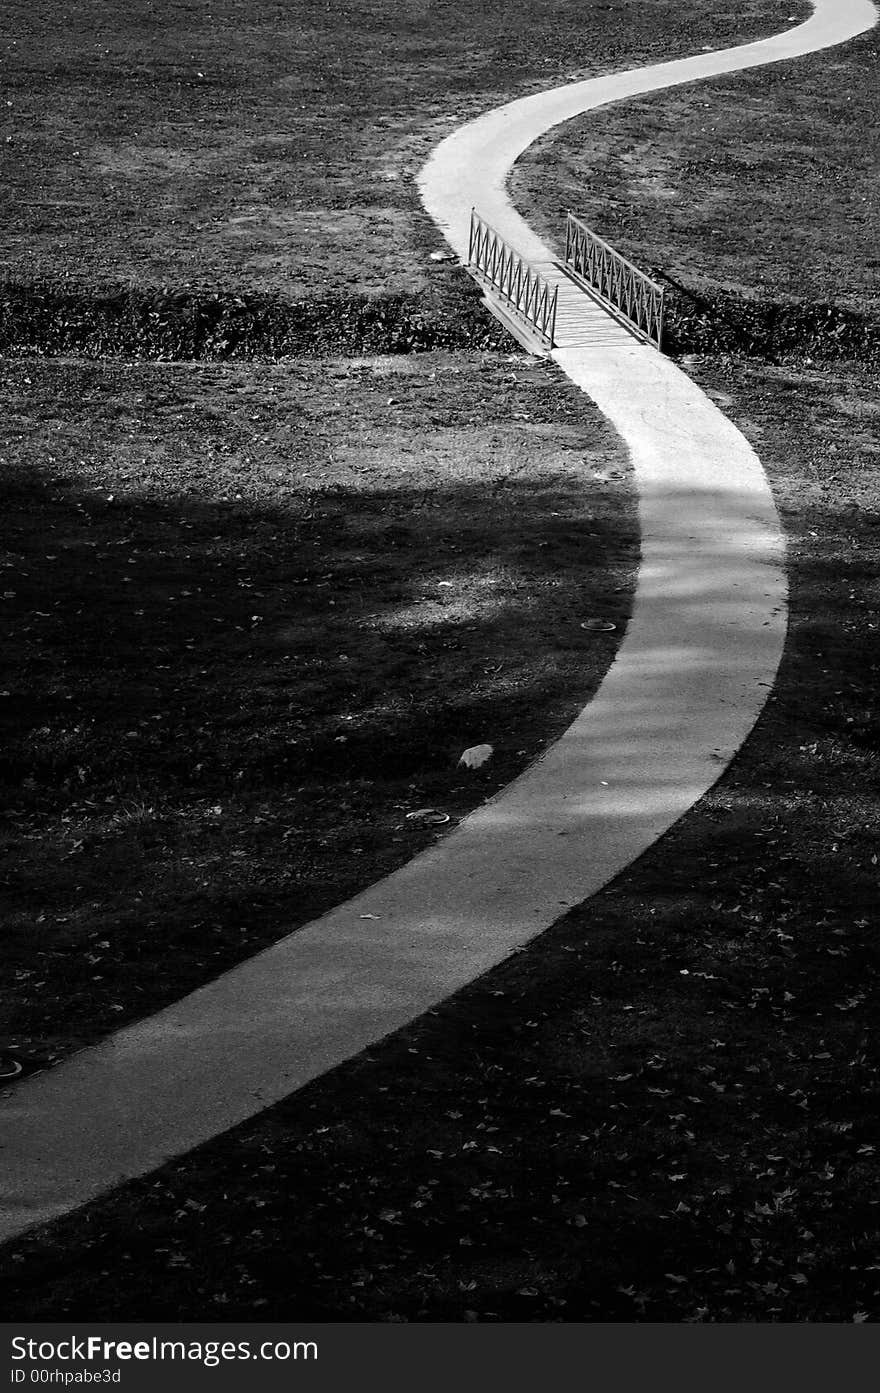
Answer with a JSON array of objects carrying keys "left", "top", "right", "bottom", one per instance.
[{"left": 1, "top": 0, "right": 875, "bottom": 1246}]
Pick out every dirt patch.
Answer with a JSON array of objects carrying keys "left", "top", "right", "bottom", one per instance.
[
  {"left": 4, "top": 274, "right": 880, "bottom": 367},
  {"left": 662, "top": 288, "right": 880, "bottom": 364},
  {"left": 0, "top": 273, "right": 512, "bottom": 360},
  {"left": 0, "top": 352, "right": 637, "bottom": 1067}
]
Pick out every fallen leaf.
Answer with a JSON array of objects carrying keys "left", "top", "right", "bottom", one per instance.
[{"left": 458, "top": 743, "right": 493, "bottom": 770}]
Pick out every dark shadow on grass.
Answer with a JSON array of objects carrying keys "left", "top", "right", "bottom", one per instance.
[
  {"left": 3, "top": 357, "right": 880, "bottom": 1316},
  {"left": 0, "top": 453, "right": 637, "bottom": 1057},
  {"left": 1, "top": 599, "right": 878, "bottom": 1318}
]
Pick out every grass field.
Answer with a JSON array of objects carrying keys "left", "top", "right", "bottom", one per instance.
[
  {"left": 514, "top": 26, "right": 880, "bottom": 312},
  {"left": 4, "top": 357, "right": 878, "bottom": 1323},
  {"left": 0, "top": 0, "right": 803, "bottom": 296},
  {"left": 3, "top": 0, "right": 880, "bottom": 1324},
  {"left": 0, "top": 352, "right": 634, "bottom": 1064},
  {"left": 514, "top": 21, "right": 880, "bottom": 349}
]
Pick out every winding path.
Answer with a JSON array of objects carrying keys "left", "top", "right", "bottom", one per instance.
[{"left": 1, "top": 0, "right": 875, "bottom": 1246}]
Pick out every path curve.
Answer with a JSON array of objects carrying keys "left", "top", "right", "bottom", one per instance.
[{"left": 1, "top": 0, "right": 875, "bottom": 1246}]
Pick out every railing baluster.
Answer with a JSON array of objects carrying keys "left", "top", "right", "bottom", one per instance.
[
  {"left": 467, "top": 210, "right": 557, "bottom": 348},
  {"left": 563, "top": 212, "right": 665, "bottom": 349}
]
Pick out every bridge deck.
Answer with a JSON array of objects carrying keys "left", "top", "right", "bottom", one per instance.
[{"left": 478, "top": 259, "right": 653, "bottom": 354}]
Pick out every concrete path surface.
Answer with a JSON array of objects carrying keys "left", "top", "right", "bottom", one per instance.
[{"left": 1, "top": 0, "right": 876, "bottom": 1246}]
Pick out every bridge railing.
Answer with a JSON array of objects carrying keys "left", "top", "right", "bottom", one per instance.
[
  {"left": 564, "top": 213, "right": 665, "bottom": 349},
  {"left": 468, "top": 210, "right": 558, "bottom": 348}
]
